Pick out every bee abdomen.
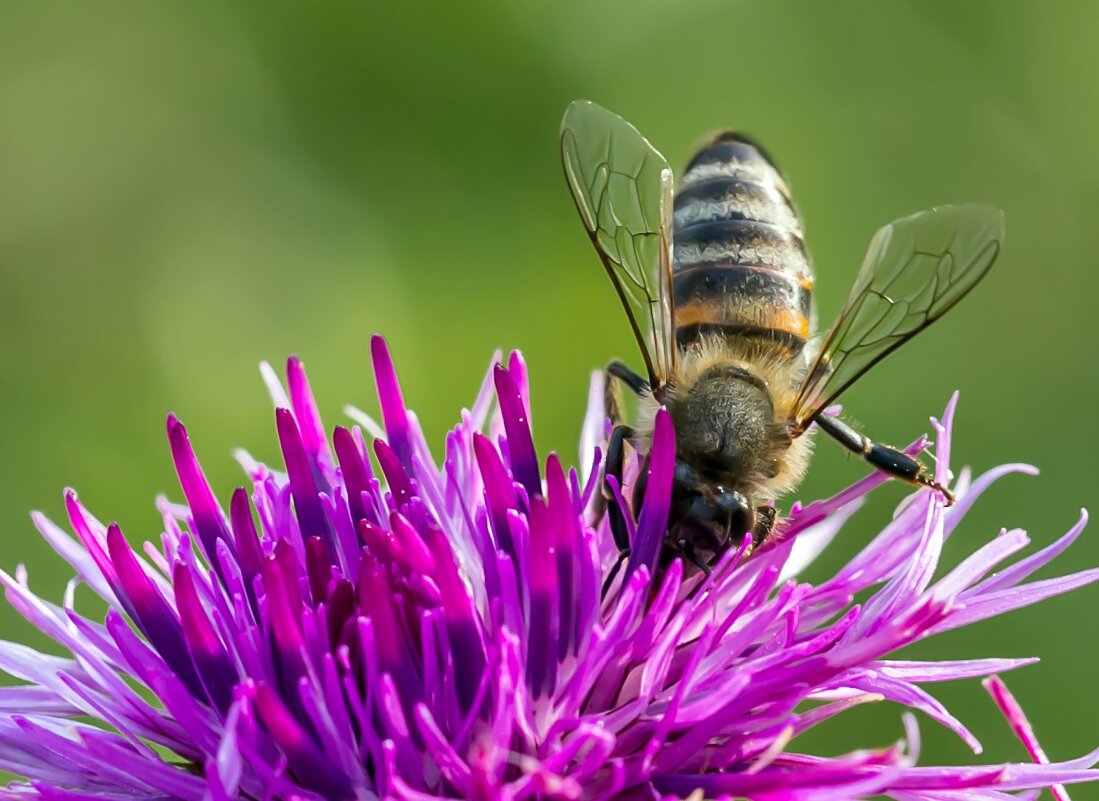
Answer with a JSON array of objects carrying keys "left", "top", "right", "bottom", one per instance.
[{"left": 673, "top": 133, "right": 814, "bottom": 353}]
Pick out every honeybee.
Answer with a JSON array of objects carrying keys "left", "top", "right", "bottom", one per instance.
[{"left": 561, "top": 100, "right": 1003, "bottom": 574}]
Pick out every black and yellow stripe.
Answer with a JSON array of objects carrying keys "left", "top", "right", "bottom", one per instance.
[{"left": 672, "top": 133, "right": 813, "bottom": 354}]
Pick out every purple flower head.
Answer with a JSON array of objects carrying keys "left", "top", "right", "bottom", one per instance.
[{"left": 4, "top": 337, "right": 1099, "bottom": 800}]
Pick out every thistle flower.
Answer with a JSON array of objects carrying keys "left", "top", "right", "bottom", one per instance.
[{"left": 3, "top": 336, "right": 1098, "bottom": 801}]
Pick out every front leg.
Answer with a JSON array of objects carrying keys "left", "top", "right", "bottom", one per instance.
[
  {"left": 607, "top": 359, "right": 650, "bottom": 396},
  {"left": 599, "top": 360, "right": 651, "bottom": 597},
  {"left": 603, "top": 358, "right": 650, "bottom": 425},
  {"left": 815, "top": 413, "right": 954, "bottom": 505},
  {"left": 603, "top": 423, "right": 635, "bottom": 554},
  {"left": 599, "top": 359, "right": 650, "bottom": 545},
  {"left": 751, "top": 506, "right": 778, "bottom": 550},
  {"left": 601, "top": 423, "right": 636, "bottom": 597}
]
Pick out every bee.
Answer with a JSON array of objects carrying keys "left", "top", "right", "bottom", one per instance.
[{"left": 560, "top": 100, "right": 1003, "bottom": 575}]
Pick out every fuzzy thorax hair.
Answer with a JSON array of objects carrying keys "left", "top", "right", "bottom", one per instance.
[{"left": 635, "top": 336, "right": 815, "bottom": 500}]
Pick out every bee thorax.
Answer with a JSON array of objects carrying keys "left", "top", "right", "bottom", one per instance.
[{"left": 668, "top": 371, "right": 779, "bottom": 489}]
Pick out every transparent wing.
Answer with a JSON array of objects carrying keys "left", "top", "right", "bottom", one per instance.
[
  {"left": 561, "top": 100, "right": 676, "bottom": 387},
  {"left": 792, "top": 205, "right": 1004, "bottom": 425}
]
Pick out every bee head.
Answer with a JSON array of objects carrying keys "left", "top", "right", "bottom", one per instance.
[{"left": 670, "top": 459, "right": 756, "bottom": 557}]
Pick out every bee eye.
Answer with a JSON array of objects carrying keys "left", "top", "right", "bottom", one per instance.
[
  {"left": 713, "top": 487, "right": 755, "bottom": 537},
  {"left": 674, "top": 460, "right": 701, "bottom": 488}
]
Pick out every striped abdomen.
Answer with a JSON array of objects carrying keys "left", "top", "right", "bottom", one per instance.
[{"left": 672, "top": 133, "right": 813, "bottom": 356}]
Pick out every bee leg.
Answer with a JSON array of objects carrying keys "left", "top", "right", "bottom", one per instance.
[
  {"left": 603, "top": 359, "right": 650, "bottom": 428},
  {"left": 604, "top": 423, "right": 635, "bottom": 554},
  {"left": 601, "top": 549, "right": 631, "bottom": 598},
  {"left": 752, "top": 506, "right": 778, "bottom": 550},
  {"left": 815, "top": 413, "right": 954, "bottom": 505},
  {"left": 681, "top": 544, "right": 712, "bottom": 577},
  {"left": 598, "top": 362, "right": 649, "bottom": 600},
  {"left": 600, "top": 423, "right": 634, "bottom": 598},
  {"left": 607, "top": 360, "right": 650, "bottom": 397},
  {"left": 603, "top": 376, "right": 622, "bottom": 426}
]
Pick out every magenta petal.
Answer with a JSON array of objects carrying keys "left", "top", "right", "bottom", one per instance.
[
  {"left": 63, "top": 490, "right": 124, "bottom": 608},
  {"left": 984, "top": 676, "right": 1071, "bottom": 801},
  {"left": 305, "top": 536, "right": 334, "bottom": 605},
  {"left": 261, "top": 547, "right": 305, "bottom": 664},
  {"left": 374, "top": 438, "right": 414, "bottom": 509},
  {"left": 545, "top": 454, "right": 579, "bottom": 658},
  {"left": 6, "top": 353, "right": 1098, "bottom": 801},
  {"left": 173, "top": 564, "right": 237, "bottom": 714},
  {"left": 493, "top": 363, "right": 540, "bottom": 498},
  {"left": 628, "top": 407, "right": 675, "bottom": 580},
  {"left": 286, "top": 356, "right": 333, "bottom": 472},
  {"left": 967, "top": 509, "right": 1089, "bottom": 596},
  {"left": 473, "top": 432, "right": 518, "bottom": 556},
  {"left": 421, "top": 520, "right": 485, "bottom": 710},
  {"left": 388, "top": 511, "right": 436, "bottom": 574},
  {"left": 166, "top": 415, "right": 236, "bottom": 568},
  {"left": 355, "top": 555, "right": 398, "bottom": 662},
  {"left": 105, "top": 524, "right": 206, "bottom": 702},
  {"left": 371, "top": 334, "right": 412, "bottom": 470},
  {"left": 526, "top": 495, "right": 559, "bottom": 697},
  {"left": 333, "top": 425, "right": 377, "bottom": 527},
  {"left": 326, "top": 579, "right": 356, "bottom": 650},
  {"left": 275, "top": 408, "right": 337, "bottom": 558},
  {"left": 252, "top": 683, "right": 353, "bottom": 800},
  {"left": 228, "top": 487, "right": 263, "bottom": 585}
]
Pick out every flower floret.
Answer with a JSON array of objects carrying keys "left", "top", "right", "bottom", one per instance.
[{"left": 0, "top": 338, "right": 1096, "bottom": 801}]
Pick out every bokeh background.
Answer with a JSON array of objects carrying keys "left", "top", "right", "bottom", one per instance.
[{"left": 1, "top": 0, "right": 1097, "bottom": 792}]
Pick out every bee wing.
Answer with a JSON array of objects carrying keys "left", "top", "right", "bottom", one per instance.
[
  {"left": 792, "top": 205, "right": 1004, "bottom": 427},
  {"left": 561, "top": 100, "right": 676, "bottom": 387}
]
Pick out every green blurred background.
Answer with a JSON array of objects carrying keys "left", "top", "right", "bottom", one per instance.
[{"left": 1, "top": 0, "right": 1097, "bottom": 792}]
